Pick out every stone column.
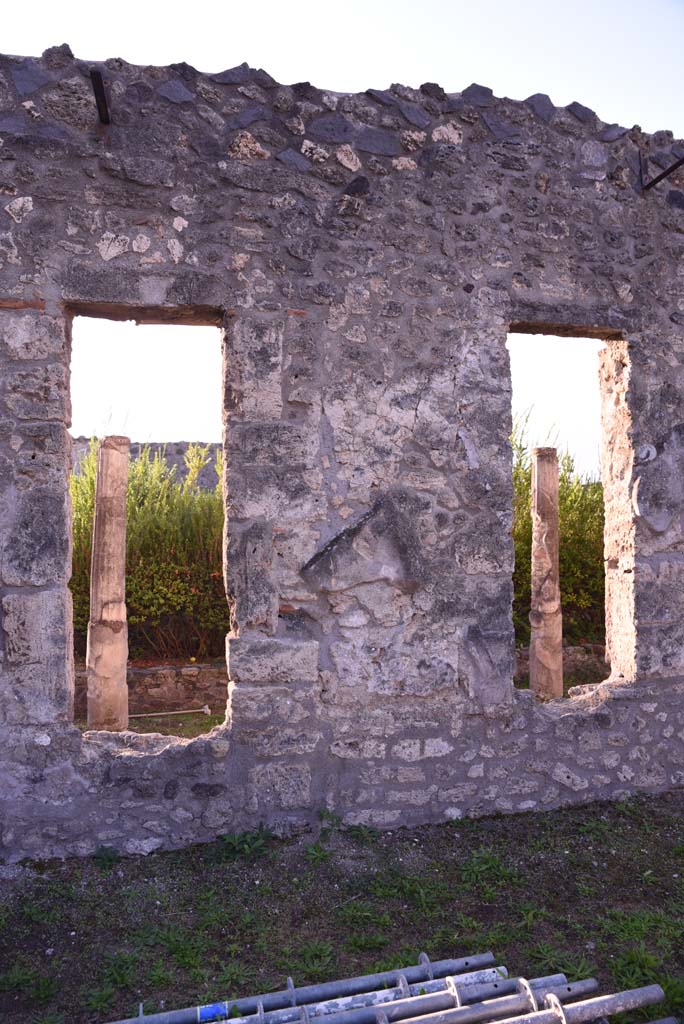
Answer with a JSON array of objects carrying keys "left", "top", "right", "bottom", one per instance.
[
  {"left": 86, "top": 436, "right": 130, "bottom": 730},
  {"left": 529, "top": 447, "right": 563, "bottom": 699}
]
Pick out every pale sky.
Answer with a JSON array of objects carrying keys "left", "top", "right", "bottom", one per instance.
[{"left": 9, "top": 0, "right": 683, "bottom": 475}]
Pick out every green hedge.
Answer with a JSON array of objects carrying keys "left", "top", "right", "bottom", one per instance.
[
  {"left": 70, "top": 442, "right": 231, "bottom": 660},
  {"left": 512, "top": 426, "right": 605, "bottom": 647}
]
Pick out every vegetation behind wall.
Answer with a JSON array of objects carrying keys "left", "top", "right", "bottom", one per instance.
[
  {"left": 70, "top": 442, "right": 230, "bottom": 659},
  {"left": 71, "top": 434, "right": 604, "bottom": 660},
  {"left": 512, "top": 426, "right": 605, "bottom": 647}
]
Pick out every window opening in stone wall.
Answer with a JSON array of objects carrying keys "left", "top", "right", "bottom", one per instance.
[
  {"left": 69, "top": 315, "right": 227, "bottom": 736},
  {"left": 506, "top": 331, "right": 611, "bottom": 699}
]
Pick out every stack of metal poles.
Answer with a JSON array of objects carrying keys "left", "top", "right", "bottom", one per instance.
[{"left": 106, "top": 950, "right": 672, "bottom": 1024}]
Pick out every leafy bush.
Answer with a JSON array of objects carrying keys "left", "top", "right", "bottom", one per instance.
[
  {"left": 70, "top": 442, "right": 231, "bottom": 660},
  {"left": 512, "top": 424, "right": 605, "bottom": 646}
]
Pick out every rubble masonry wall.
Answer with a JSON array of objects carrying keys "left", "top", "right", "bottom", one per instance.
[{"left": 1, "top": 46, "right": 684, "bottom": 859}]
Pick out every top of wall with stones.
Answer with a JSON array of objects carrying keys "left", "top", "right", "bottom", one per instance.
[{"left": 2, "top": 43, "right": 684, "bottom": 335}]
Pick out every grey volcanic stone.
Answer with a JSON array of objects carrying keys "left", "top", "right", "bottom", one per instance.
[
  {"left": 307, "top": 114, "right": 355, "bottom": 143},
  {"left": 567, "top": 100, "right": 596, "bottom": 123},
  {"left": 9, "top": 59, "right": 53, "bottom": 96},
  {"left": 525, "top": 93, "right": 555, "bottom": 124},
  {"left": 0, "top": 46, "right": 683, "bottom": 862},
  {"left": 157, "top": 79, "right": 195, "bottom": 104}
]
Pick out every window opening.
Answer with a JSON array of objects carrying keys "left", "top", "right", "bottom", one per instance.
[
  {"left": 69, "top": 315, "right": 227, "bottom": 736},
  {"left": 506, "top": 331, "right": 610, "bottom": 698}
]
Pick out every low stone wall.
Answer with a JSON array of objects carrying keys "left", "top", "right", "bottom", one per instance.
[
  {"left": 3, "top": 672, "right": 684, "bottom": 861},
  {"left": 74, "top": 663, "right": 227, "bottom": 719},
  {"left": 71, "top": 652, "right": 607, "bottom": 720}
]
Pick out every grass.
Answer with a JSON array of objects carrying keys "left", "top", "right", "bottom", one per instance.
[
  {"left": 0, "top": 792, "right": 683, "bottom": 1024},
  {"left": 75, "top": 712, "right": 225, "bottom": 739}
]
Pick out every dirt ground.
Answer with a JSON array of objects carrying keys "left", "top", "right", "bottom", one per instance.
[{"left": 0, "top": 791, "right": 682, "bottom": 1024}]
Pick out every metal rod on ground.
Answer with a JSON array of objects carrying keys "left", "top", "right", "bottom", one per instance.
[
  {"left": 107, "top": 955, "right": 496, "bottom": 1024},
  {"left": 256, "top": 967, "right": 511, "bottom": 1024},
  {"left": 297, "top": 978, "right": 598, "bottom": 1024},
  {"left": 397, "top": 984, "right": 664, "bottom": 1024},
  {"left": 128, "top": 705, "right": 212, "bottom": 719}
]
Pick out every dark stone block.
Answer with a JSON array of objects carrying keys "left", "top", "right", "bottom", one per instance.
[
  {"left": 481, "top": 112, "right": 522, "bottom": 143},
  {"left": 418, "top": 143, "right": 459, "bottom": 173},
  {"left": 227, "top": 105, "right": 272, "bottom": 130},
  {"left": 366, "top": 88, "right": 395, "bottom": 106},
  {"left": 567, "top": 101, "right": 596, "bottom": 123},
  {"left": 191, "top": 783, "right": 227, "bottom": 798},
  {"left": 599, "top": 123, "right": 628, "bottom": 142},
  {"left": 397, "top": 100, "right": 431, "bottom": 130},
  {"left": 9, "top": 59, "right": 53, "bottom": 96},
  {"left": 525, "top": 93, "right": 555, "bottom": 124},
  {"left": 169, "top": 62, "right": 198, "bottom": 80},
  {"left": 652, "top": 149, "right": 674, "bottom": 170},
  {"left": 163, "top": 779, "right": 180, "bottom": 800},
  {"left": 42, "top": 44, "right": 74, "bottom": 67},
  {"left": 211, "top": 63, "right": 253, "bottom": 85},
  {"left": 308, "top": 113, "right": 355, "bottom": 143},
  {"left": 253, "top": 68, "right": 277, "bottom": 89},
  {"left": 292, "top": 82, "right": 322, "bottom": 102},
  {"left": 420, "top": 82, "right": 447, "bottom": 102},
  {"left": 356, "top": 127, "right": 401, "bottom": 156},
  {"left": 667, "top": 190, "right": 684, "bottom": 210},
  {"left": 277, "top": 147, "right": 311, "bottom": 172},
  {"left": 461, "top": 83, "right": 494, "bottom": 107},
  {"left": 344, "top": 175, "right": 370, "bottom": 196},
  {"left": 157, "top": 79, "right": 195, "bottom": 104}
]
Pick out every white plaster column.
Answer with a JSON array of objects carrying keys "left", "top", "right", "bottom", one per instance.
[
  {"left": 529, "top": 446, "right": 563, "bottom": 699},
  {"left": 86, "top": 436, "right": 130, "bottom": 730}
]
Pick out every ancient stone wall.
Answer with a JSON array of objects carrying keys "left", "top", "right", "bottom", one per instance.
[
  {"left": 74, "top": 662, "right": 228, "bottom": 718},
  {"left": 1, "top": 45, "right": 684, "bottom": 860}
]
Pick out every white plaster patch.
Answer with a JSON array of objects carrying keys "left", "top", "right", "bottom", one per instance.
[
  {"left": 402, "top": 129, "right": 427, "bottom": 152},
  {"left": 336, "top": 145, "right": 362, "bottom": 172},
  {"left": 167, "top": 238, "right": 184, "bottom": 263},
  {"left": 171, "top": 193, "right": 198, "bottom": 215},
  {"left": 424, "top": 738, "right": 453, "bottom": 757},
  {"left": 21, "top": 101, "right": 41, "bottom": 119},
  {"left": 132, "top": 233, "right": 151, "bottom": 253},
  {"left": 97, "top": 232, "right": 130, "bottom": 261},
  {"left": 392, "top": 157, "right": 417, "bottom": 171},
  {"left": 124, "top": 837, "right": 164, "bottom": 855},
  {"left": 34, "top": 732, "right": 51, "bottom": 746},
  {"left": 285, "top": 116, "right": 306, "bottom": 136},
  {"left": 228, "top": 131, "right": 270, "bottom": 160},
  {"left": 343, "top": 325, "right": 367, "bottom": 344},
  {"left": 302, "top": 139, "right": 329, "bottom": 163},
  {"left": 432, "top": 122, "right": 463, "bottom": 145},
  {"left": 4, "top": 196, "right": 33, "bottom": 223},
  {"left": 552, "top": 763, "right": 589, "bottom": 791}
]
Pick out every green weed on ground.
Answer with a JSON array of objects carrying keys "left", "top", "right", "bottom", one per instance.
[{"left": 0, "top": 792, "right": 683, "bottom": 1024}]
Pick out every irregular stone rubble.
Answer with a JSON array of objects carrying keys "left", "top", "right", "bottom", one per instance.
[{"left": 1, "top": 44, "right": 684, "bottom": 860}]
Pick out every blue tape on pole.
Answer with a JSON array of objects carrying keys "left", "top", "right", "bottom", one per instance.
[{"left": 199, "top": 1002, "right": 229, "bottom": 1022}]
